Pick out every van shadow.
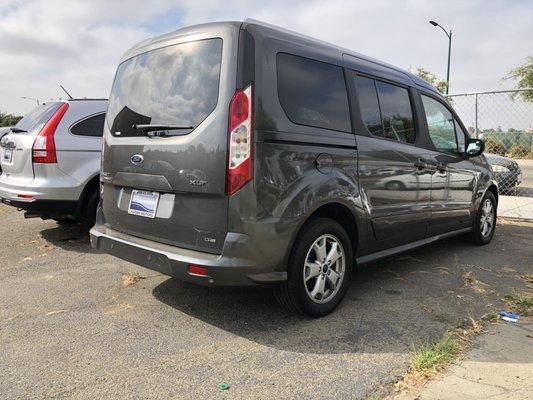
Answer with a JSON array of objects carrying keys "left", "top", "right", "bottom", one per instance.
[
  {"left": 39, "top": 222, "right": 94, "bottom": 253},
  {"left": 152, "top": 233, "right": 518, "bottom": 355}
]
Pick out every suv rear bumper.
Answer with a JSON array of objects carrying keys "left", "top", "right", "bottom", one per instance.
[
  {"left": 90, "top": 219, "right": 288, "bottom": 287},
  {"left": 0, "top": 197, "right": 78, "bottom": 218},
  {"left": 0, "top": 171, "right": 82, "bottom": 202},
  {"left": 0, "top": 175, "right": 83, "bottom": 218}
]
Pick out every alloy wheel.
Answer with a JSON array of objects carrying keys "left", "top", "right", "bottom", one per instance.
[
  {"left": 303, "top": 234, "right": 346, "bottom": 304},
  {"left": 479, "top": 198, "right": 495, "bottom": 238}
]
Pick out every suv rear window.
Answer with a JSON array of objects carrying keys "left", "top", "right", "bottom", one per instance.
[
  {"left": 14, "top": 102, "right": 63, "bottom": 134},
  {"left": 277, "top": 53, "right": 351, "bottom": 132},
  {"left": 107, "top": 38, "right": 223, "bottom": 137}
]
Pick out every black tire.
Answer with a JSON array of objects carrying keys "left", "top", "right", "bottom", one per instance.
[
  {"left": 80, "top": 188, "right": 99, "bottom": 231},
  {"left": 274, "top": 217, "right": 353, "bottom": 317},
  {"left": 467, "top": 191, "right": 497, "bottom": 245}
]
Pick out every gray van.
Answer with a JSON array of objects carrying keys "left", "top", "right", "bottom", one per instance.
[{"left": 91, "top": 20, "right": 497, "bottom": 317}]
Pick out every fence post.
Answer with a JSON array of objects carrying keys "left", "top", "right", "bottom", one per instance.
[{"left": 474, "top": 93, "right": 479, "bottom": 138}]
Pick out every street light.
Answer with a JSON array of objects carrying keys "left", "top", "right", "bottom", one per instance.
[
  {"left": 429, "top": 20, "right": 452, "bottom": 94},
  {"left": 20, "top": 96, "right": 40, "bottom": 106}
]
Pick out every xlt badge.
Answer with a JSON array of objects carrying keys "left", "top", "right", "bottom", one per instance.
[{"left": 189, "top": 179, "right": 207, "bottom": 186}]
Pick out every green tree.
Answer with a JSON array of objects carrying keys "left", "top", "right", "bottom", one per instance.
[
  {"left": 410, "top": 67, "right": 448, "bottom": 94},
  {"left": 0, "top": 112, "right": 22, "bottom": 127},
  {"left": 504, "top": 56, "right": 533, "bottom": 102}
]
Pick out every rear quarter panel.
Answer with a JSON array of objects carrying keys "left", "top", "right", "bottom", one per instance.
[
  {"left": 54, "top": 101, "right": 106, "bottom": 192},
  {"left": 228, "top": 135, "right": 366, "bottom": 273}
]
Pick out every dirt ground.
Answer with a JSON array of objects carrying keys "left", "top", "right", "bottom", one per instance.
[{"left": 0, "top": 204, "right": 531, "bottom": 399}]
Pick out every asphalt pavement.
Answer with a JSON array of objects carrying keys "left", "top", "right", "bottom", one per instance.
[{"left": 0, "top": 204, "right": 531, "bottom": 399}]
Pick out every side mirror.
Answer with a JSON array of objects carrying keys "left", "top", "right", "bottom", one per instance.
[{"left": 465, "top": 138, "right": 484, "bottom": 158}]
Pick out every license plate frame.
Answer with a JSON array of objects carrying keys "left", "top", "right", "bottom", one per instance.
[{"left": 128, "top": 189, "right": 160, "bottom": 218}]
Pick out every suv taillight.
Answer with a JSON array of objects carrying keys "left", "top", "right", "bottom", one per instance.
[
  {"left": 32, "top": 102, "right": 69, "bottom": 164},
  {"left": 226, "top": 84, "right": 253, "bottom": 195}
]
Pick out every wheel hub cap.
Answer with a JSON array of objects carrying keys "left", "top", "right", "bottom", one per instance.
[
  {"left": 303, "top": 234, "right": 346, "bottom": 304},
  {"left": 480, "top": 198, "right": 494, "bottom": 238}
]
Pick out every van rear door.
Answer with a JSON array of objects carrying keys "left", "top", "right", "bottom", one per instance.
[{"left": 101, "top": 26, "right": 240, "bottom": 254}]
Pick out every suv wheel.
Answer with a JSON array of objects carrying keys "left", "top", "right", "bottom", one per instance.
[
  {"left": 468, "top": 191, "right": 497, "bottom": 245},
  {"left": 274, "top": 217, "right": 353, "bottom": 317}
]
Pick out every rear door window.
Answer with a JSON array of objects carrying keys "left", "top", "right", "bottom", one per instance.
[
  {"left": 277, "top": 53, "right": 351, "bottom": 132},
  {"left": 355, "top": 76, "right": 416, "bottom": 143},
  {"left": 70, "top": 113, "right": 105, "bottom": 137},
  {"left": 375, "top": 81, "right": 416, "bottom": 143},
  {"left": 354, "top": 76, "right": 383, "bottom": 136},
  {"left": 107, "top": 38, "right": 223, "bottom": 137}
]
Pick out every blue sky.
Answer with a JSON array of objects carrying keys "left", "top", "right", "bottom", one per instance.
[{"left": 0, "top": 0, "right": 532, "bottom": 115}]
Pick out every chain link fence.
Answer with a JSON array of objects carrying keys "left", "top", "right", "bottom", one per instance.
[{"left": 447, "top": 89, "right": 533, "bottom": 220}]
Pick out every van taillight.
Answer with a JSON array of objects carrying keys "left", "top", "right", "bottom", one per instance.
[
  {"left": 32, "top": 102, "right": 69, "bottom": 164},
  {"left": 226, "top": 84, "right": 253, "bottom": 195}
]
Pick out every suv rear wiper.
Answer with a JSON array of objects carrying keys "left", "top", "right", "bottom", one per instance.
[
  {"left": 10, "top": 127, "right": 27, "bottom": 133},
  {"left": 132, "top": 124, "right": 194, "bottom": 137}
]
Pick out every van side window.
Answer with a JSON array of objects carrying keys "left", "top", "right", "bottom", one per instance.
[
  {"left": 277, "top": 53, "right": 351, "bottom": 132},
  {"left": 375, "top": 81, "right": 416, "bottom": 143},
  {"left": 355, "top": 76, "right": 415, "bottom": 143},
  {"left": 354, "top": 76, "right": 383, "bottom": 136},
  {"left": 71, "top": 113, "right": 105, "bottom": 137},
  {"left": 454, "top": 119, "right": 466, "bottom": 153},
  {"left": 421, "top": 95, "right": 461, "bottom": 154}
]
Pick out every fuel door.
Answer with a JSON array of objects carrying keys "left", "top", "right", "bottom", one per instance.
[{"left": 315, "top": 153, "right": 333, "bottom": 174}]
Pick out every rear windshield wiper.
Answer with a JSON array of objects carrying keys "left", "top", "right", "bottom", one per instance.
[
  {"left": 132, "top": 124, "right": 194, "bottom": 137},
  {"left": 10, "top": 127, "right": 27, "bottom": 133}
]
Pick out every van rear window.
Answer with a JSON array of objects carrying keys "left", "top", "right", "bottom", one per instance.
[
  {"left": 277, "top": 53, "right": 351, "bottom": 133},
  {"left": 107, "top": 38, "right": 223, "bottom": 137}
]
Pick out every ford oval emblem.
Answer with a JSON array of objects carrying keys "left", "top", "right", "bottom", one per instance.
[{"left": 131, "top": 154, "right": 144, "bottom": 165}]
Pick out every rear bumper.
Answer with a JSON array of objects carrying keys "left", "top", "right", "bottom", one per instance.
[
  {"left": 0, "top": 197, "right": 79, "bottom": 218},
  {"left": 90, "top": 217, "right": 288, "bottom": 287},
  {"left": 0, "top": 171, "right": 82, "bottom": 202},
  {"left": 0, "top": 168, "right": 85, "bottom": 218}
]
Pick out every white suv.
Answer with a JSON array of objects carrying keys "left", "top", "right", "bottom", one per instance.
[{"left": 0, "top": 99, "right": 107, "bottom": 229}]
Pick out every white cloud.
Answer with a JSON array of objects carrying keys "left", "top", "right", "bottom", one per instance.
[{"left": 0, "top": 0, "right": 531, "bottom": 116}]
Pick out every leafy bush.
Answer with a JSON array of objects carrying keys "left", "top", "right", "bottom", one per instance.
[
  {"left": 484, "top": 138, "right": 507, "bottom": 155},
  {"left": 0, "top": 112, "right": 22, "bottom": 127},
  {"left": 508, "top": 144, "right": 530, "bottom": 158}
]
